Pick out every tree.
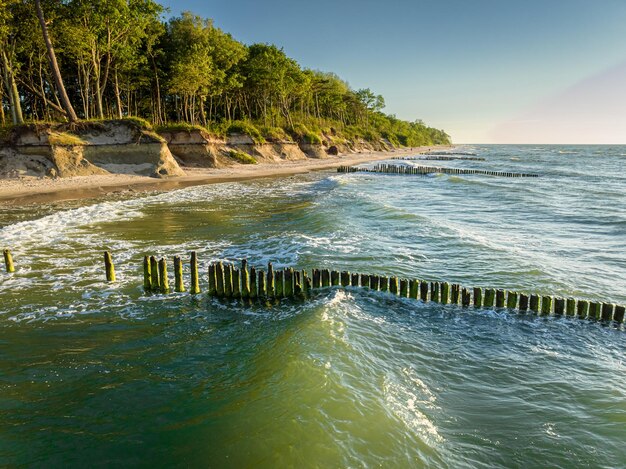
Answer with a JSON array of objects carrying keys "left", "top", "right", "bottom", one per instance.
[{"left": 35, "top": 0, "right": 78, "bottom": 122}]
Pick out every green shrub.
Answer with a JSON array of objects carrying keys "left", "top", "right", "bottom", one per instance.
[
  {"left": 261, "top": 126, "right": 291, "bottom": 142},
  {"left": 228, "top": 149, "right": 257, "bottom": 164},
  {"left": 225, "top": 120, "right": 265, "bottom": 144},
  {"left": 48, "top": 131, "right": 87, "bottom": 146},
  {"left": 120, "top": 116, "right": 153, "bottom": 130},
  {"left": 155, "top": 122, "right": 206, "bottom": 133}
]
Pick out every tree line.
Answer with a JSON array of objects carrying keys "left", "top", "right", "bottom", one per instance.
[{"left": 0, "top": 0, "right": 450, "bottom": 146}]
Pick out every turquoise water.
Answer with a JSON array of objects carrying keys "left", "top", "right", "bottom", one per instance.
[{"left": 1, "top": 145, "right": 625, "bottom": 467}]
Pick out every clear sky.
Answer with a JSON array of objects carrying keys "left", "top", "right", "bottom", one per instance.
[{"left": 160, "top": 0, "right": 626, "bottom": 144}]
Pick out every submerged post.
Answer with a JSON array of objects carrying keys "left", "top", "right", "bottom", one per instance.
[
  {"left": 208, "top": 263, "right": 217, "bottom": 296},
  {"left": 275, "top": 270, "right": 284, "bottom": 298},
  {"left": 174, "top": 256, "right": 185, "bottom": 293},
  {"left": 267, "top": 262, "right": 275, "bottom": 297},
  {"left": 143, "top": 256, "right": 152, "bottom": 292},
  {"left": 484, "top": 289, "right": 495, "bottom": 308},
  {"left": 3, "top": 249, "right": 15, "bottom": 273},
  {"left": 104, "top": 251, "right": 115, "bottom": 282},
  {"left": 241, "top": 260, "right": 250, "bottom": 299},
  {"left": 150, "top": 256, "right": 160, "bottom": 292},
  {"left": 189, "top": 252, "right": 200, "bottom": 294},
  {"left": 506, "top": 292, "right": 518, "bottom": 310},
  {"left": 473, "top": 287, "right": 483, "bottom": 308},
  {"left": 440, "top": 282, "right": 450, "bottom": 304},
  {"left": 419, "top": 281, "right": 428, "bottom": 301},
  {"left": 250, "top": 267, "right": 257, "bottom": 299},
  {"left": 541, "top": 296, "right": 552, "bottom": 315},
  {"left": 216, "top": 262, "right": 225, "bottom": 297},
  {"left": 224, "top": 264, "right": 233, "bottom": 297},
  {"left": 158, "top": 258, "right": 169, "bottom": 294}
]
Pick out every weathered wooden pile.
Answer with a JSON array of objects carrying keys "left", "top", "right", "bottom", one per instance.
[
  {"left": 337, "top": 164, "right": 538, "bottom": 178},
  {"left": 133, "top": 252, "right": 625, "bottom": 326},
  {"left": 392, "top": 156, "right": 486, "bottom": 161},
  {"left": 3, "top": 250, "right": 624, "bottom": 327}
]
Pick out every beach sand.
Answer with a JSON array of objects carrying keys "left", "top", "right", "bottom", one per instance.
[{"left": 0, "top": 146, "right": 441, "bottom": 205}]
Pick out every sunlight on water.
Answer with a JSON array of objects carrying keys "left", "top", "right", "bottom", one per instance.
[{"left": 1, "top": 145, "right": 625, "bottom": 466}]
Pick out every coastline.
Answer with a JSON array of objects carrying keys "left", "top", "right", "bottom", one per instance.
[{"left": 0, "top": 146, "right": 446, "bottom": 206}]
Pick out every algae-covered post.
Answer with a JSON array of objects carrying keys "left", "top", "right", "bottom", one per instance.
[
  {"left": 249, "top": 267, "right": 257, "bottom": 299},
  {"left": 158, "top": 258, "right": 169, "bottom": 294},
  {"left": 215, "top": 262, "right": 225, "bottom": 297},
  {"left": 143, "top": 256, "right": 152, "bottom": 292},
  {"left": 208, "top": 263, "right": 217, "bottom": 296},
  {"left": 190, "top": 252, "right": 200, "bottom": 294},
  {"left": 174, "top": 256, "right": 185, "bottom": 293},
  {"left": 241, "top": 260, "right": 250, "bottom": 299},
  {"left": 3, "top": 249, "right": 15, "bottom": 273},
  {"left": 104, "top": 251, "right": 115, "bottom": 282},
  {"left": 473, "top": 287, "right": 483, "bottom": 307},
  {"left": 266, "top": 263, "right": 275, "bottom": 297},
  {"left": 150, "top": 256, "right": 160, "bottom": 292}
]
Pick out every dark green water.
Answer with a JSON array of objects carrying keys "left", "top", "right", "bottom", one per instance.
[{"left": 1, "top": 145, "right": 625, "bottom": 467}]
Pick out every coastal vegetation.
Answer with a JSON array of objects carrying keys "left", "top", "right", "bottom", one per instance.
[{"left": 0, "top": 0, "right": 450, "bottom": 147}]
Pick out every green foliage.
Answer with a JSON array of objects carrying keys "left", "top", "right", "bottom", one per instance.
[
  {"left": 228, "top": 149, "right": 257, "bottom": 164},
  {"left": 0, "top": 1, "right": 451, "bottom": 146},
  {"left": 120, "top": 117, "right": 153, "bottom": 130},
  {"left": 225, "top": 121, "right": 265, "bottom": 144},
  {"left": 48, "top": 131, "right": 87, "bottom": 146},
  {"left": 155, "top": 122, "right": 207, "bottom": 133}
]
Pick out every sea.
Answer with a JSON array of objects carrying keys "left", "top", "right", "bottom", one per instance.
[{"left": 1, "top": 145, "right": 625, "bottom": 467}]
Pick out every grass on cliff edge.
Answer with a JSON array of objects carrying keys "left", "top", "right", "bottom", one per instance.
[{"left": 228, "top": 150, "right": 257, "bottom": 164}]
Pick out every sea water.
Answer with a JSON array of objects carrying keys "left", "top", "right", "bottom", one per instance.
[{"left": 1, "top": 145, "right": 625, "bottom": 467}]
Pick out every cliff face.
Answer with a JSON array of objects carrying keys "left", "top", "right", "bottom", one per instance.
[
  {"left": 0, "top": 122, "right": 398, "bottom": 179},
  {"left": 0, "top": 121, "right": 184, "bottom": 178}
]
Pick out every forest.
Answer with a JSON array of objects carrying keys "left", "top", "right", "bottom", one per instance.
[{"left": 0, "top": 0, "right": 450, "bottom": 147}]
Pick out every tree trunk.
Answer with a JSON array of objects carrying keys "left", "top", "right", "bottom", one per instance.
[
  {"left": 114, "top": 67, "right": 123, "bottom": 118},
  {"left": 1, "top": 49, "right": 24, "bottom": 124},
  {"left": 35, "top": 0, "right": 78, "bottom": 122}
]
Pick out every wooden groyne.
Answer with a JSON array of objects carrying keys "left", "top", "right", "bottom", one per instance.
[
  {"left": 337, "top": 164, "right": 539, "bottom": 178},
  {"left": 392, "top": 156, "right": 486, "bottom": 161},
  {"left": 132, "top": 253, "right": 624, "bottom": 326},
  {"left": 426, "top": 152, "right": 478, "bottom": 156}
]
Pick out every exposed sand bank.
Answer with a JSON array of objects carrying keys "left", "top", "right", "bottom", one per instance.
[{"left": 0, "top": 146, "right": 446, "bottom": 205}]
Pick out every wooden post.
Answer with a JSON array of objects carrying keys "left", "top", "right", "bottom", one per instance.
[
  {"left": 409, "top": 280, "right": 419, "bottom": 299},
  {"left": 389, "top": 277, "right": 398, "bottom": 295},
  {"left": 440, "top": 282, "right": 449, "bottom": 304},
  {"left": 565, "top": 298, "right": 576, "bottom": 316},
  {"left": 370, "top": 275, "right": 380, "bottom": 291},
  {"left": 380, "top": 276, "right": 389, "bottom": 292},
  {"left": 419, "top": 281, "right": 428, "bottom": 301},
  {"left": 215, "top": 262, "right": 225, "bottom": 297},
  {"left": 313, "top": 269, "right": 321, "bottom": 289},
  {"left": 614, "top": 305, "right": 625, "bottom": 323},
  {"left": 267, "top": 263, "right": 275, "bottom": 297},
  {"left": 473, "top": 287, "right": 482, "bottom": 307},
  {"left": 399, "top": 279, "right": 408, "bottom": 297},
  {"left": 250, "top": 267, "right": 257, "bottom": 299},
  {"left": 341, "top": 271, "right": 350, "bottom": 287},
  {"left": 588, "top": 302, "right": 601, "bottom": 320},
  {"left": 321, "top": 269, "right": 330, "bottom": 287},
  {"left": 519, "top": 293, "right": 529, "bottom": 311},
  {"left": 275, "top": 270, "right": 284, "bottom": 298},
  {"left": 257, "top": 270, "right": 266, "bottom": 297},
  {"left": 601, "top": 303, "right": 614, "bottom": 322},
  {"left": 495, "top": 289, "right": 506, "bottom": 308},
  {"left": 232, "top": 268, "right": 241, "bottom": 299},
  {"left": 461, "top": 288, "right": 470, "bottom": 307},
  {"left": 3, "top": 249, "right": 15, "bottom": 273},
  {"left": 104, "top": 251, "right": 115, "bottom": 282},
  {"left": 224, "top": 263, "right": 233, "bottom": 297},
  {"left": 331, "top": 270, "right": 340, "bottom": 286},
  {"left": 541, "top": 296, "right": 552, "bottom": 315},
  {"left": 174, "top": 256, "right": 185, "bottom": 293},
  {"left": 150, "top": 256, "right": 160, "bottom": 292},
  {"left": 284, "top": 269, "right": 293, "bottom": 297},
  {"left": 529, "top": 294, "right": 539, "bottom": 313},
  {"left": 208, "top": 263, "right": 217, "bottom": 296},
  {"left": 430, "top": 282, "right": 439, "bottom": 302},
  {"left": 484, "top": 289, "right": 495, "bottom": 307},
  {"left": 302, "top": 270, "right": 310, "bottom": 296},
  {"left": 351, "top": 273, "right": 359, "bottom": 287},
  {"left": 241, "top": 260, "right": 250, "bottom": 299},
  {"left": 554, "top": 298, "right": 565, "bottom": 315},
  {"left": 360, "top": 274, "right": 370, "bottom": 288},
  {"left": 576, "top": 300, "right": 588, "bottom": 318},
  {"left": 506, "top": 291, "right": 518, "bottom": 310},
  {"left": 190, "top": 251, "right": 200, "bottom": 294},
  {"left": 158, "top": 258, "right": 169, "bottom": 294},
  {"left": 294, "top": 271, "right": 302, "bottom": 295},
  {"left": 143, "top": 256, "right": 152, "bottom": 292},
  {"left": 450, "top": 284, "right": 460, "bottom": 304}
]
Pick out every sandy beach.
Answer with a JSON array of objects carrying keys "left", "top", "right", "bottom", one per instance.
[{"left": 0, "top": 146, "right": 441, "bottom": 205}]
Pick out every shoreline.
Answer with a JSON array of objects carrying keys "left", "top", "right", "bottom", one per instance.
[{"left": 0, "top": 146, "right": 446, "bottom": 206}]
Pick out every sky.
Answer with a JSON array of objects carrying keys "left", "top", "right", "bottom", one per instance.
[{"left": 160, "top": 0, "right": 626, "bottom": 143}]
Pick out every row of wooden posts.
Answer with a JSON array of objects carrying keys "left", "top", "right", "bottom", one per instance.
[
  {"left": 132, "top": 253, "right": 624, "bottom": 325},
  {"left": 425, "top": 152, "right": 479, "bottom": 156},
  {"left": 3, "top": 250, "right": 624, "bottom": 326},
  {"left": 392, "top": 156, "right": 486, "bottom": 161},
  {"left": 337, "top": 164, "right": 539, "bottom": 178}
]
